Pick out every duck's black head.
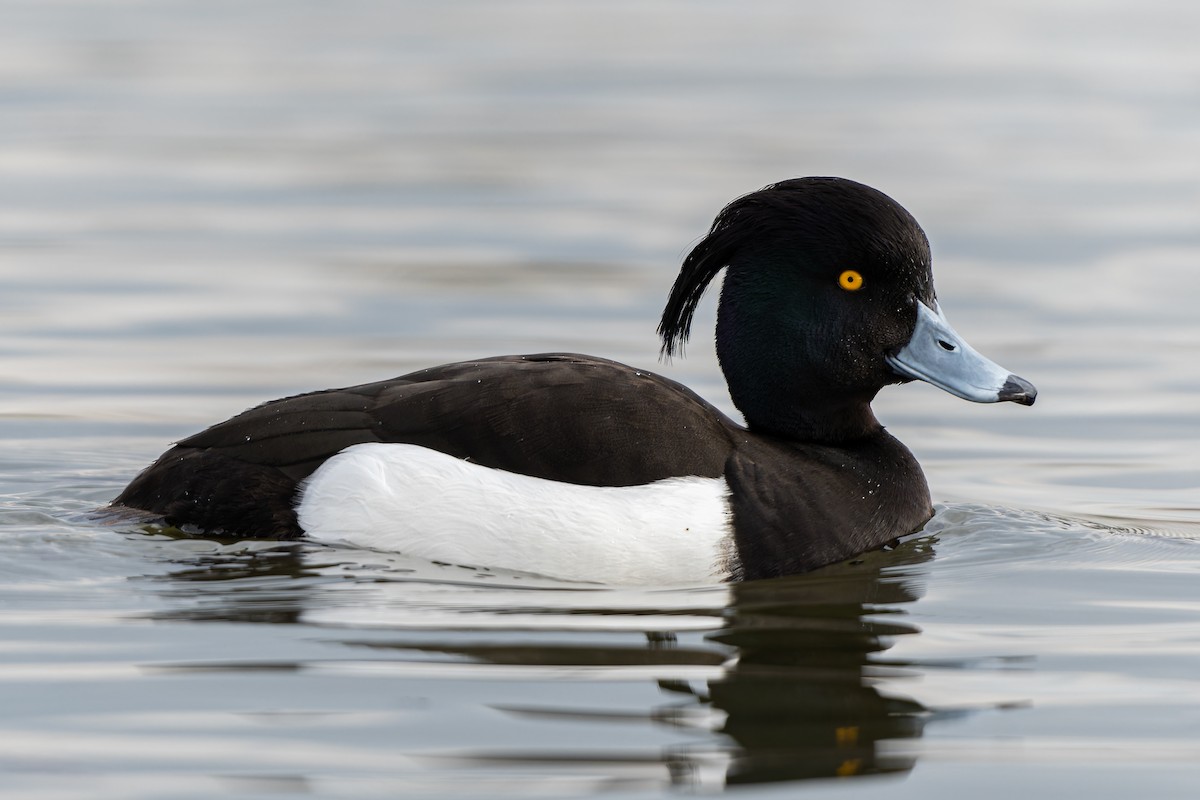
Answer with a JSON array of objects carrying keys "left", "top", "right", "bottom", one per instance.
[{"left": 659, "top": 177, "right": 1035, "bottom": 442}]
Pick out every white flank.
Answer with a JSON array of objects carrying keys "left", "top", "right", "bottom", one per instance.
[{"left": 297, "top": 443, "right": 734, "bottom": 585}]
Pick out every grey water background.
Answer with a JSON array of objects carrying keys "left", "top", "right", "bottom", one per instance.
[{"left": 1, "top": 0, "right": 1199, "bottom": 797}]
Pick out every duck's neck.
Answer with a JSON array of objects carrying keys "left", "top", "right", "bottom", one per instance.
[
  {"left": 715, "top": 271, "right": 884, "bottom": 444},
  {"left": 727, "top": 378, "right": 883, "bottom": 443}
]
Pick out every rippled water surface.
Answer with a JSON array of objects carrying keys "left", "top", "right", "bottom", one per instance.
[{"left": 2, "top": 1, "right": 1200, "bottom": 797}]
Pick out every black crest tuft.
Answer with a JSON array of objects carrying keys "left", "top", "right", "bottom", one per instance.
[{"left": 657, "top": 184, "right": 787, "bottom": 359}]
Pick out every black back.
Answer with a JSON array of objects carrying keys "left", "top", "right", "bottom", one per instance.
[{"left": 114, "top": 354, "right": 743, "bottom": 537}]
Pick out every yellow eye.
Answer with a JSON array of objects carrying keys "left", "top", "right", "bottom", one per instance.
[{"left": 838, "top": 270, "right": 864, "bottom": 291}]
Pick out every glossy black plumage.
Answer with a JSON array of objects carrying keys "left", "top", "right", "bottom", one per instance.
[{"left": 114, "top": 176, "right": 1033, "bottom": 581}]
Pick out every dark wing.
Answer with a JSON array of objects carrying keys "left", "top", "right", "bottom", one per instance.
[{"left": 113, "top": 353, "right": 742, "bottom": 537}]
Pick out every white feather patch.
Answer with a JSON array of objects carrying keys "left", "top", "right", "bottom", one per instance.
[{"left": 297, "top": 443, "right": 735, "bottom": 585}]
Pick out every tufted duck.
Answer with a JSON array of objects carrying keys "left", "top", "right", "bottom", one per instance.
[{"left": 112, "top": 177, "right": 1035, "bottom": 583}]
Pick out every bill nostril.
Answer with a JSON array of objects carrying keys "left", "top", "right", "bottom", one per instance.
[{"left": 937, "top": 339, "right": 956, "bottom": 352}]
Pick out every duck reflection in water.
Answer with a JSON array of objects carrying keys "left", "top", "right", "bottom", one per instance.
[
  {"left": 665, "top": 537, "right": 934, "bottom": 787},
  {"left": 138, "top": 532, "right": 937, "bottom": 791}
]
